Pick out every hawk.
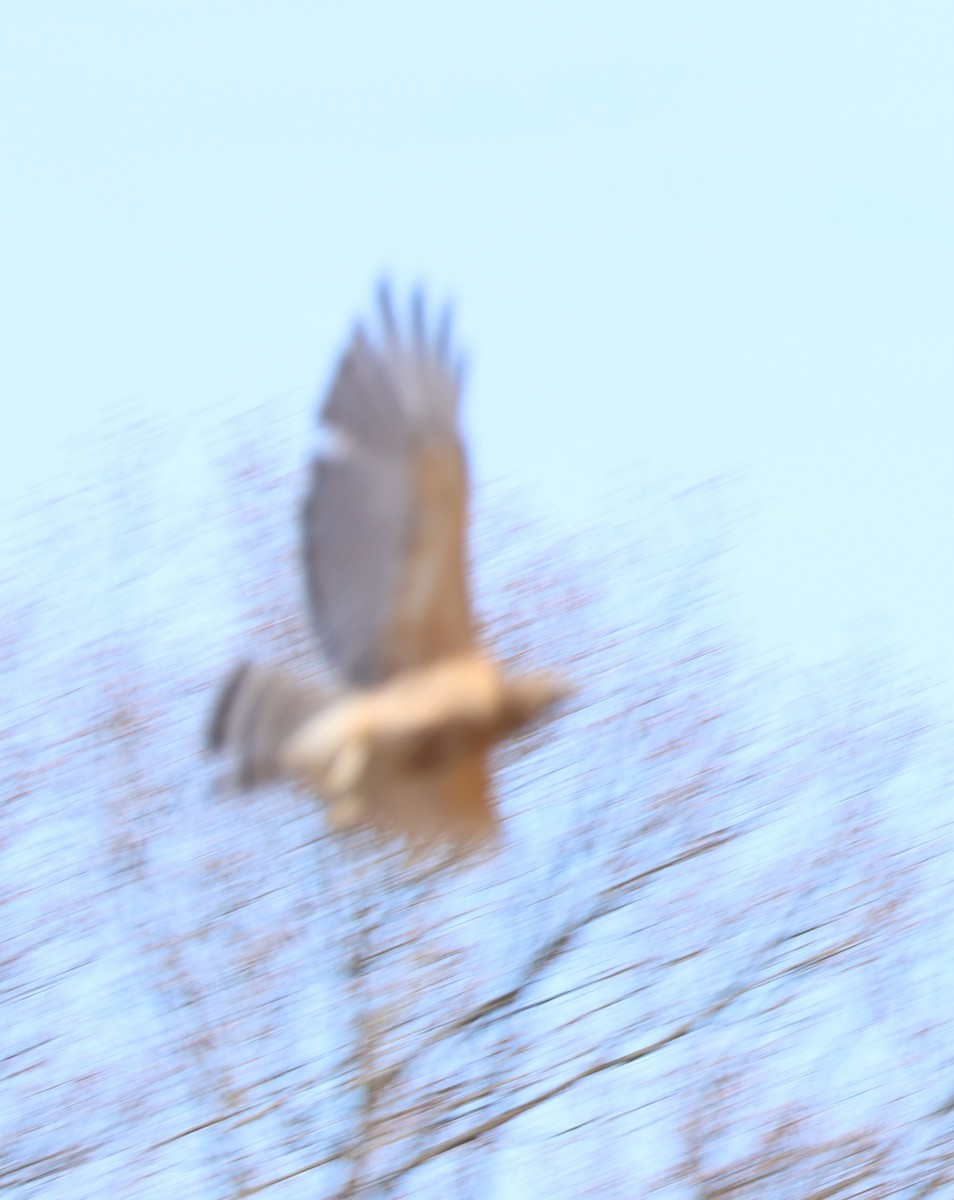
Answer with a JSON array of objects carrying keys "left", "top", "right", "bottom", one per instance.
[{"left": 208, "top": 285, "right": 571, "bottom": 848}]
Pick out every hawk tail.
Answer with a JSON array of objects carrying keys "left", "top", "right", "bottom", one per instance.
[{"left": 207, "top": 662, "right": 326, "bottom": 788}]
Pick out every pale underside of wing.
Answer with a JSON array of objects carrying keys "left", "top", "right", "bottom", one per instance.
[{"left": 302, "top": 286, "right": 475, "bottom": 686}]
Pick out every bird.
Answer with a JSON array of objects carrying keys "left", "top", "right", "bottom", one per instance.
[{"left": 207, "top": 284, "right": 571, "bottom": 849}]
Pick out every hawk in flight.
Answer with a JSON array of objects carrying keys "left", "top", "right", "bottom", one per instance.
[{"left": 208, "top": 286, "right": 571, "bottom": 848}]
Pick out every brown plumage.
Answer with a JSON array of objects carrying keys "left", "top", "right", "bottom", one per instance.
[{"left": 208, "top": 285, "right": 570, "bottom": 849}]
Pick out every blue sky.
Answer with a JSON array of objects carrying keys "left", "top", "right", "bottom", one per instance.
[{"left": 3, "top": 1, "right": 952, "bottom": 704}]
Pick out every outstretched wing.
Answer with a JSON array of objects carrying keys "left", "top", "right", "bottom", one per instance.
[{"left": 303, "top": 285, "right": 475, "bottom": 685}]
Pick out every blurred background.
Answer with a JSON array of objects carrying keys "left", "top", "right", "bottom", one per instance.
[{"left": 2, "top": 2, "right": 953, "bottom": 1196}]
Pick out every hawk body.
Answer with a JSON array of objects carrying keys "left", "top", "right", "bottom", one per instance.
[{"left": 209, "top": 286, "right": 569, "bottom": 848}]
